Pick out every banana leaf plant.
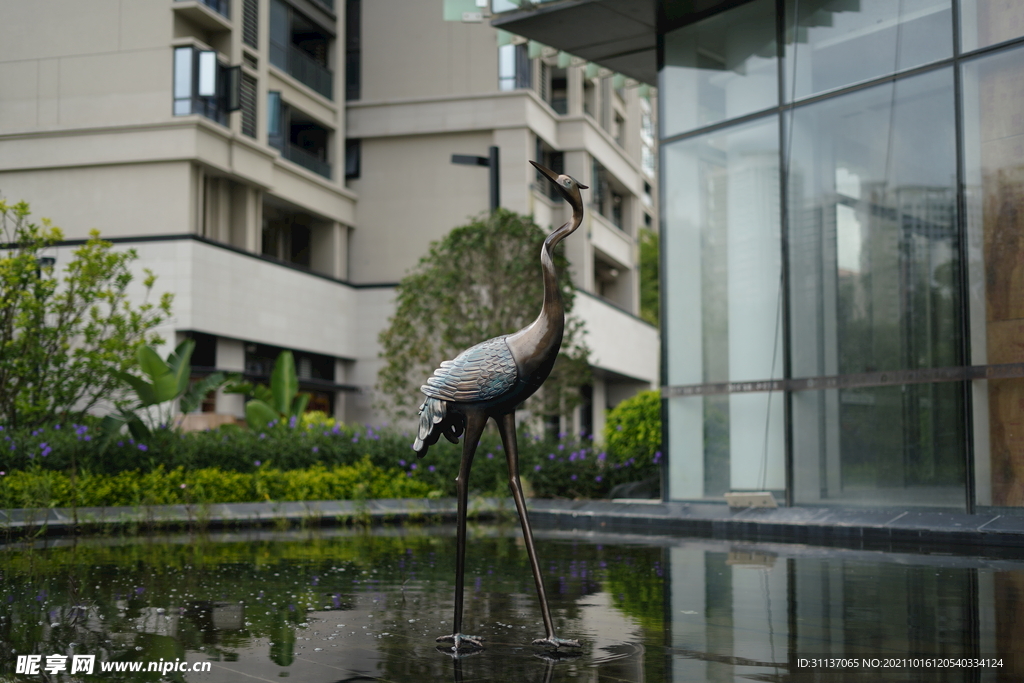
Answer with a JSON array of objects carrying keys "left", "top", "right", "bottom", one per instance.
[
  {"left": 101, "top": 339, "right": 234, "bottom": 444},
  {"left": 225, "top": 350, "right": 309, "bottom": 431}
]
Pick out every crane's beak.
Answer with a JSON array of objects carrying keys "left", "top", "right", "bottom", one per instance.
[
  {"left": 530, "top": 160, "right": 559, "bottom": 184},
  {"left": 530, "top": 160, "right": 589, "bottom": 191}
]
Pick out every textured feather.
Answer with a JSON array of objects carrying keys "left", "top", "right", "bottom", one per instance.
[
  {"left": 412, "top": 396, "right": 464, "bottom": 458},
  {"left": 420, "top": 335, "right": 517, "bottom": 403}
]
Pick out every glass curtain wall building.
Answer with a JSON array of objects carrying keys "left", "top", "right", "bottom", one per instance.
[{"left": 661, "top": 0, "right": 1024, "bottom": 511}]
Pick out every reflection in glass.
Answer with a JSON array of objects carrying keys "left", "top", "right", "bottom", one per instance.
[
  {"left": 961, "top": 0, "right": 1024, "bottom": 52},
  {"left": 664, "top": 117, "right": 783, "bottom": 499},
  {"left": 787, "top": 68, "right": 964, "bottom": 506},
  {"left": 963, "top": 44, "right": 1024, "bottom": 507},
  {"left": 661, "top": 0, "right": 777, "bottom": 137},
  {"left": 783, "top": 0, "right": 952, "bottom": 102},
  {"left": 666, "top": 539, "right": 1015, "bottom": 680}
]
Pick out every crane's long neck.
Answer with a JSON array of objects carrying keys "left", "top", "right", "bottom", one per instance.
[
  {"left": 507, "top": 201, "right": 584, "bottom": 383},
  {"left": 538, "top": 210, "right": 580, "bottom": 321}
]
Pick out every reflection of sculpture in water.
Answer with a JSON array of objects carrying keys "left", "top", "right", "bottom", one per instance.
[{"left": 413, "top": 160, "right": 587, "bottom": 651}]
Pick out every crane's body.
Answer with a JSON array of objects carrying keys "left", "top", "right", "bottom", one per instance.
[{"left": 412, "top": 161, "right": 586, "bottom": 651}]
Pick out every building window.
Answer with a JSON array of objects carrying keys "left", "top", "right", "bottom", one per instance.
[
  {"left": 660, "top": 0, "right": 978, "bottom": 509},
  {"left": 549, "top": 66, "right": 567, "bottom": 114},
  {"left": 661, "top": 0, "right": 777, "bottom": 138},
  {"left": 173, "top": 46, "right": 237, "bottom": 125},
  {"left": 267, "top": 91, "right": 283, "bottom": 147},
  {"left": 784, "top": 0, "right": 951, "bottom": 102},
  {"left": 583, "top": 77, "right": 596, "bottom": 117},
  {"left": 591, "top": 159, "right": 627, "bottom": 231},
  {"left": 961, "top": 0, "right": 1024, "bottom": 51},
  {"left": 177, "top": 0, "right": 230, "bottom": 19},
  {"left": 498, "top": 43, "right": 531, "bottom": 91},
  {"left": 269, "top": 0, "right": 334, "bottom": 100},
  {"left": 345, "top": 0, "right": 361, "bottom": 100},
  {"left": 787, "top": 69, "right": 962, "bottom": 507},
  {"left": 345, "top": 138, "right": 360, "bottom": 179},
  {"left": 534, "top": 137, "right": 563, "bottom": 202},
  {"left": 640, "top": 98, "right": 656, "bottom": 178},
  {"left": 663, "top": 116, "right": 783, "bottom": 500}
]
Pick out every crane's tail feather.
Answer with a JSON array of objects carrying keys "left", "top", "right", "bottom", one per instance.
[{"left": 412, "top": 397, "right": 464, "bottom": 458}]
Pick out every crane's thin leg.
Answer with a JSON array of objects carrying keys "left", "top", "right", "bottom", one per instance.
[
  {"left": 437, "top": 410, "right": 487, "bottom": 651},
  {"left": 498, "top": 412, "right": 581, "bottom": 649}
]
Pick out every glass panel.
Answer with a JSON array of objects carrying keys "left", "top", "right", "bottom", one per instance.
[
  {"left": 173, "top": 47, "right": 193, "bottom": 116},
  {"left": 783, "top": 0, "right": 952, "bottom": 102},
  {"left": 197, "top": 51, "right": 217, "bottom": 97},
  {"left": 498, "top": 44, "right": 516, "bottom": 91},
  {"left": 962, "top": 44, "right": 1024, "bottom": 507},
  {"left": 787, "top": 67, "right": 965, "bottom": 506},
  {"left": 267, "top": 91, "right": 282, "bottom": 138},
  {"left": 269, "top": 0, "right": 289, "bottom": 71},
  {"left": 663, "top": 116, "right": 784, "bottom": 500},
  {"left": 660, "top": 0, "right": 778, "bottom": 138},
  {"left": 961, "top": 0, "right": 1024, "bottom": 52}
]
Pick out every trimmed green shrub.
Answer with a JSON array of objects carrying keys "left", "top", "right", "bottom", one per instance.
[
  {"left": 603, "top": 390, "right": 662, "bottom": 470},
  {"left": 0, "top": 407, "right": 660, "bottom": 502},
  {"left": 0, "top": 458, "right": 432, "bottom": 509}
]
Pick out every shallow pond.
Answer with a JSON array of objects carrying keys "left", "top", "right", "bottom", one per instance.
[{"left": 1, "top": 523, "right": 1023, "bottom": 681}]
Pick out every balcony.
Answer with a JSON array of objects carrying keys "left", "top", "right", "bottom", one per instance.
[
  {"left": 268, "top": 95, "right": 332, "bottom": 179},
  {"left": 270, "top": 0, "right": 334, "bottom": 100},
  {"left": 173, "top": 0, "right": 231, "bottom": 30},
  {"left": 285, "top": 44, "right": 333, "bottom": 100},
  {"left": 197, "top": 0, "right": 229, "bottom": 17},
  {"left": 271, "top": 41, "right": 334, "bottom": 101},
  {"left": 283, "top": 143, "right": 331, "bottom": 179}
]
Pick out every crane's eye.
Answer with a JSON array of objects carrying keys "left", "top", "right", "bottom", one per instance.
[{"left": 563, "top": 179, "right": 571, "bottom": 186}]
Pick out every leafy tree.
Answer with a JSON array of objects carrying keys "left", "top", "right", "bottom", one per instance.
[
  {"left": 639, "top": 228, "right": 659, "bottom": 327},
  {"left": 377, "top": 209, "right": 590, "bottom": 420},
  {"left": 0, "top": 200, "right": 172, "bottom": 428}
]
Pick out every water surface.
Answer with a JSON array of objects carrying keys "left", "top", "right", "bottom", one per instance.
[{"left": 2, "top": 523, "right": 1023, "bottom": 681}]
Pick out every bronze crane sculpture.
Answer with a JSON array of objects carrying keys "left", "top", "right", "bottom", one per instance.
[{"left": 413, "top": 160, "right": 587, "bottom": 652}]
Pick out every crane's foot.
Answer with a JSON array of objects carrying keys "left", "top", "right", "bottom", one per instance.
[
  {"left": 531, "top": 636, "right": 581, "bottom": 649},
  {"left": 436, "top": 633, "right": 484, "bottom": 650},
  {"left": 435, "top": 645, "right": 483, "bottom": 660}
]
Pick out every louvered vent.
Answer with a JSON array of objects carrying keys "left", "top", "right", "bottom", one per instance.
[
  {"left": 240, "top": 73, "right": 257, "bottom": 138},
  {"left": 242, "top": 0, "right": 259, "bottom": 48}
]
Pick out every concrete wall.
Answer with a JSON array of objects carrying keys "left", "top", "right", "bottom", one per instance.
[
  {"left": 359, "top": 0, "right": 499, "bottom": 102},
  {"left": 348, "top": 131, "right": 494, "bottom": 283},
  {"left": 0, "top": 1, "right": 173, "bottom": 133}
]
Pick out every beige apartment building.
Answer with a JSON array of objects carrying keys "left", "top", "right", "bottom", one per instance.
[{"left": 0, "top": 0, "right": 657, "bottom": 434}]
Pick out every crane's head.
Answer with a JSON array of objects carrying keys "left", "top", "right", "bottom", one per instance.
[{"left": 530, "top": 160, "right": 588, "bottom": 210}]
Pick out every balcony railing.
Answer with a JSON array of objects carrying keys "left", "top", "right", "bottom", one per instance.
[
  {"left": 283, "top": 143, "right": 331, "bottom": 179},
  {"left": 195, "top": 0, "right": 230, "bottom": 18},
  {"left": 271, "top": 43, "right": 334, "bottom": 100}
]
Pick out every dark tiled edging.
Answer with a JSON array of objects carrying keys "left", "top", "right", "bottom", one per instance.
[
  {"left": 3, "top": 498, "right": 1024, "bottom": 552},
  {"left": 0, "top": 498, "right": 499, "bottom": 535},
  {"left": 526, "top": 500, "right": 1024, "bottom": 553}
]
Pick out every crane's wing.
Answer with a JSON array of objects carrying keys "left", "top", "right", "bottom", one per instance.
[{"left": 421, "top": 335, "right": 517, "bottom": 402}]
